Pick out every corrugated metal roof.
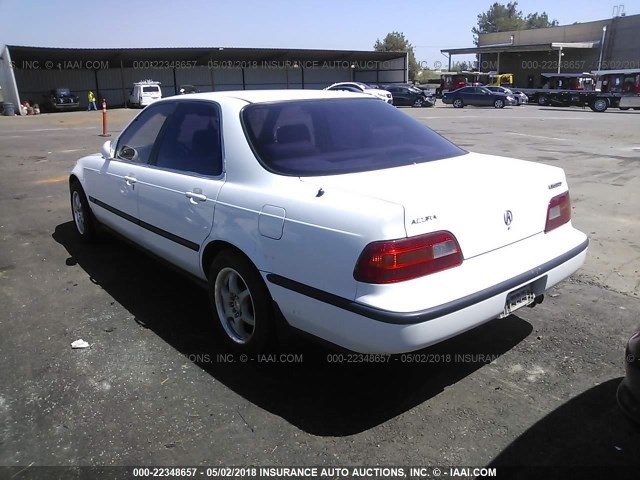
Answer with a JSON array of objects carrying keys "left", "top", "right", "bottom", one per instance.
[
  {"left": 441, "top": 42, "right": 600, "bottom": 56},
  {"left": 7, "top": 45, "right": 405, "bottom": 66}
]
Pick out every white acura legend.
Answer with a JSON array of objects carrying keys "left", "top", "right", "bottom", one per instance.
[{"left": 69, "top": 90, "right": 588, "bottom": 354}]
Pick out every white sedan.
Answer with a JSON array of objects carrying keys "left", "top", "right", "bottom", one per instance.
[
  {"left": 69, "top": 90, "right": 588, "bottom": 354},
  {"left": 324, "top": 82, "right": 393, "bottom": 103}
]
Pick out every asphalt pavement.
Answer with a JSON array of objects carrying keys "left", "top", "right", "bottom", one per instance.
[{"left": 0, "top": 103, "right": 639, "bottom": 479}]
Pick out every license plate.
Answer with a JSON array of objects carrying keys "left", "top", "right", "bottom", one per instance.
[{"left": 499, "top": 285, "right": 536, "bottom": 318}]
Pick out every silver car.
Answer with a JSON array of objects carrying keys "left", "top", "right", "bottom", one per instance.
[{"left": 486, "top": 86, "right": 529, "bottom": 105}]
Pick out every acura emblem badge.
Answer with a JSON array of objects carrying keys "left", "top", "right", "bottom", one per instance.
[{"left": 504, "top": 210, "right": 513, "bottom": 226}]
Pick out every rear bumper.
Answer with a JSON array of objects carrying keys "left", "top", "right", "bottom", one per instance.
[{"left": 267, "top": 230, "right": 588, "bottom": 353}]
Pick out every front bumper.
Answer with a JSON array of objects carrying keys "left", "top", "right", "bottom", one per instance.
[
  {"left": 617, "top": 329, "right": 640, "bottom": 425},
  {"left": 422, "top": 97, "right": 436, "bottom": 107}
]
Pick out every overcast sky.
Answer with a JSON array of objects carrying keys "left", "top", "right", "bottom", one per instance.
[{"left": 1, "top": 0, "right": 638, "bottom": 67}]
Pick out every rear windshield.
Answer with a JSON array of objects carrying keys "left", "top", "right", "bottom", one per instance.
[
  {"left": 143, "top": 86, "right": 160, "bottom": 93},
  {"left": 242, "top": 98, "right": 465, "bottom": 176}
]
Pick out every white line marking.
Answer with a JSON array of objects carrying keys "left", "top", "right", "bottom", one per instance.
[{"left": 504, "top": 132, "right": 569, "bottom": 141}]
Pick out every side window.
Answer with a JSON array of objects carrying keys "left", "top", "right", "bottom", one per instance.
[
  {"left": 153, "top": 102, "right": 223, "bottom": 176},
  {"left": 115, "top": 103, "right": 174, "bottom": 163}
]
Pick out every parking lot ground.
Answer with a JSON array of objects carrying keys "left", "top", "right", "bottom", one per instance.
[{"left": 1, "top": 106, "right": 639, "bottom": 477}]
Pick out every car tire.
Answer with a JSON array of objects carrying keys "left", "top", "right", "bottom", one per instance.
[
  {"left": 413, "top": 98, "right": 424, "bottom": 108},
  {"left": 538, "top": 95, "right": 549, "bottom": 106},
  {"left": 619, "top": 107, "right": 630, "bottom": 111},
  {"left": 452, "top": 99, "right": 463, "bottom": 108},
  {"left": 591, "top": 98, "right": 608, "bottom": 112},
  {"left": 494, "top": 99, "right": 505, "bottom": 109},
  {"left": 70, "top": 180, "right": 97, "bottom": 242},
  {"left": 208, "top": 249, "right": 275, "bottom": 354}
]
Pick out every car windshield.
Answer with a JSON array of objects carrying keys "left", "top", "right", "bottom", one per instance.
[{"left": 242, "top": 98, "right": 465, "bottom": 176}]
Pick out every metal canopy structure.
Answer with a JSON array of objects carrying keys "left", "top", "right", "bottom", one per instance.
[
  {"left": 1, "top": 45, "right": 408, "bottom": 111},
  {"left": 440, "top": 41, "right": 601, "bottom": 76},
  {"left": 441, "top": 41, "right": 600, "bottom": 56}
]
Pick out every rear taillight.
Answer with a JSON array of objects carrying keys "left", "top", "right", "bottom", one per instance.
[
  {"left": 353, "top": 231, "right": 463, "bottom": 284},
  {"left": 545, "top": 191, "right": 571, "bottom": 233}
]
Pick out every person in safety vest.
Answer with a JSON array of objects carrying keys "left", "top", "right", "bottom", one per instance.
[{"left": 87, "top": 91, "right": 97, "bottom": 111}]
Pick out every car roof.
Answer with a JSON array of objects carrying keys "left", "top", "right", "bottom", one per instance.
[{"left": 157, "top": 89, "right": 368, "bottom": 104}]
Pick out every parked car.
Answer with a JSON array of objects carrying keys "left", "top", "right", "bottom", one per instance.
[
  {"left": 384, "top": 84, "right": 436, "bottom": 107},
  {"left": 442, "top": 86, "right": 517, "bottom": 108},
  {"left": 485, "top": 86, "right": 528, "bottom": 105},
  {"left": 618, "top": 328, "right": 640, "bottom": 425},
  {"left": 324, "top": 82, "right": 393, "bottom": 104},
  {"left": 69, "top": 90, "right": 588, "bottom": 354},
  {"left": 128, "top": 80, "right": 162, "bottom": 108},
  {"left": 42, "top": 88, "right": 79, "bottom": 112}
]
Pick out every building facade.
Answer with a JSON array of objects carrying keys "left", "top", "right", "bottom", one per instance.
[{"left": 442, "top": 13, "right": 640, "bottom": 88}]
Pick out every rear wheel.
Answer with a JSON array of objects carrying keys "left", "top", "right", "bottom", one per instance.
[
  {"left": 591, "top": 98, "right": 608, "bottom": 112},
  {"left": 208, "top": 250, "right": 275, "bottom": 353},
  {"left": 452, "top": 99, "right": 463, "bottom": 108},
  {"left": 538, "top": 95, "right": 549, "bottom": 106},
  {"left": 619, "top": 107, "right": 630, "bottom": 111},
  {"left": 70, "top": 181, "right": 97, "bottom": 242},
  {"left": 494, "top": 99, "right": 505, "bottom": 109}
]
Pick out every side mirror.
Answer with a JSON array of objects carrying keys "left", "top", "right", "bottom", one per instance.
[
  {"left": 101, "top": 140, "right": 113, "bottom": 160},
  {"left": 119, "top": 145, "right": 138, "bottom": 162}
]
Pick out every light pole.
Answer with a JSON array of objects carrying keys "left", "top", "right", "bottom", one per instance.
[{"left": 598, "top": 25, "right": 607, "bottom": 71}]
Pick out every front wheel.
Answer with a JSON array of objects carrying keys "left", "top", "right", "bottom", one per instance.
[
  {"left": 538, "top": 95, "right": 549, "bottom": 106},
  {"left": 494, "top": 99, "right": 505, "bottom": 109},
  {"left": 413, "top": 98, "right": 424, "bottom": 108},
  {"left": 208, "top": 250, "right": 275, "bottom": 353},
  {"left": 70, "top": 181, "right": 97, "bottom": 242},
  {"left": 452, "top": 99, "right": 463, "bottom": 108}
]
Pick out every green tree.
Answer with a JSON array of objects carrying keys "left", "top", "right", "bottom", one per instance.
[
  {"left": 374, "top": 32, "right": 419, "bottom": 81},
  {"left": 525, "top": 12, "right": 559, "bottom": 29},
  {"left": 472, "top": 2, "right": 558, "bottom": 44}
]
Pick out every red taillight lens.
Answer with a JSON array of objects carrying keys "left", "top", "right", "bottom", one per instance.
[
  {"left": 353, "top": 231, "right": 463, "bottom": 284},
  {"left": 545, "top": 191, "right": 571, "bottom": 233}
]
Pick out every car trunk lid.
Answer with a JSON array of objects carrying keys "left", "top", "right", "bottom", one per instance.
[{"left": 300, "top": 152, "right": 566, "bottom": 259}]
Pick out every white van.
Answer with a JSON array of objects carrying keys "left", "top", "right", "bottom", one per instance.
[{"left": 128, "top": 80, "right": 162, "bottom": 108}]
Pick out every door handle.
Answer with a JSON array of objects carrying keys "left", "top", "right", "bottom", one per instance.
[
  {"left": 185, "top": 191, "right": 207, "bottom": 202},
  {"left": 124, "top": 175, "right": 137, "bottom": 185}
]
